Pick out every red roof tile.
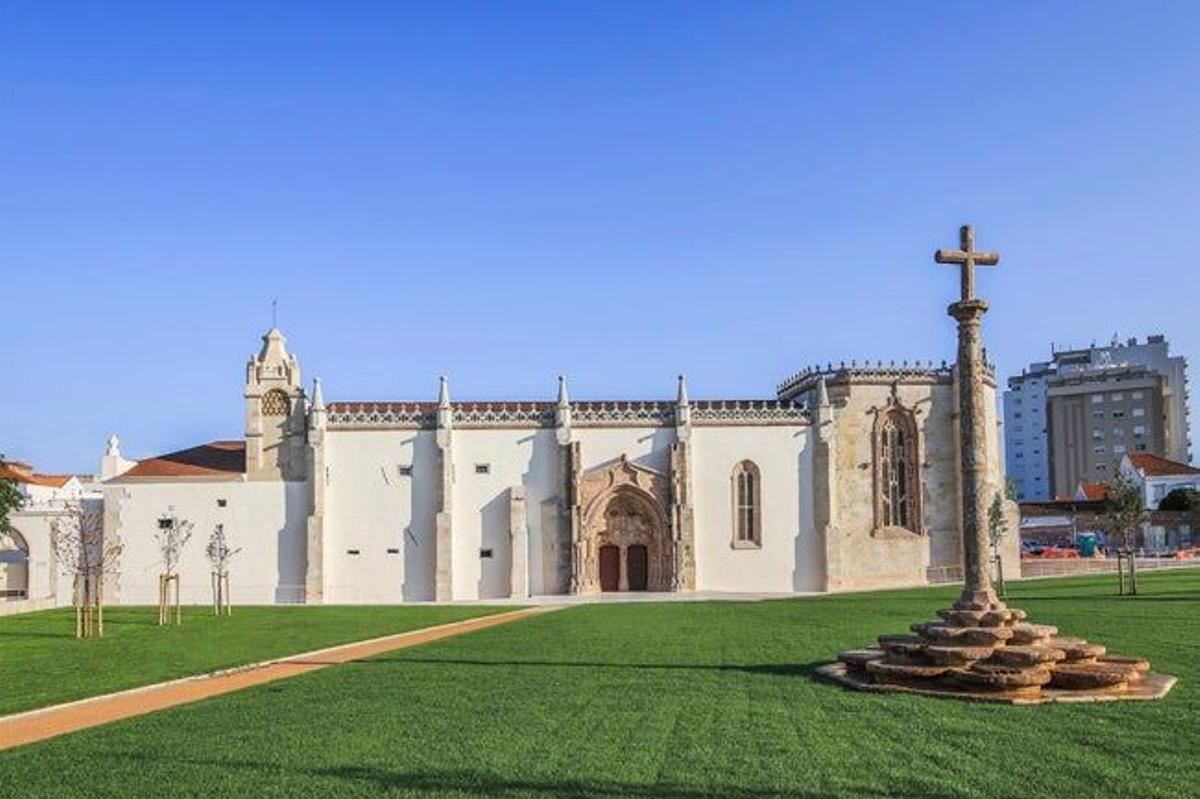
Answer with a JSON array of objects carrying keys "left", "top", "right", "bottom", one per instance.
[
  {"left": 117, "top": 441, "right": 245, "bottom": 479},
  {"left": 1127, "top": 453, "right": 1200, "bottom": 477},
  {"left": 1078, "top": 482, "right": 1110, "bottom": 501},
  {"left": 0, "top": 464, "right": 74, "bottom": 488}
]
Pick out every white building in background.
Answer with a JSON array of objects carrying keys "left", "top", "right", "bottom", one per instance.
[
  {"left": 0, "top": 461, "right": 94, "bottom": 608},
  {"left": 73, "top": 324, "right": 1017, "bottom": 606},
  {"left": 1120, "top": 453, "right": 1200, "bottom": 510}
]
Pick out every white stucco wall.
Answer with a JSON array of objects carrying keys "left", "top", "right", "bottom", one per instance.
[
  {"left": 104, "top": 480, "right": 307, "bottom": 605},
  {"left": 6, "top": 508, "right": 67, "bottom": 604},
  {"left": 449, "top": 429, "right": 560, "bottom": 600},
  {"left": 691, "top": 424, "right": 815, "bottom": 593},
  {"left": 322, "top": 430, "right": 438, "bottom": 603}
]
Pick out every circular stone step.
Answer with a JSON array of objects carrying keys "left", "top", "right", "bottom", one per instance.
[
  {"left": 1046, "top": 637, "right": 1106, "bottom": 662},
  {"left": 866, "top": 659, "right": 950, "bottom": 682},
  {"left": 985, "top": 645, "right": 1066, "bottom": 668},
  {"left": 878, "top": 634, "right": 927, "bottom": 656},
  {"left": 1097, "top": 655, "right": 1150, "bottom": 677},
  {"left": 838, "top": 649, "right": 885, "bottom": 671},
  {"left": 936, "top": 609, "right": 1017, "bottom": 628},
  {"left": 913, "top": 624, "right": 1014, "bottom": 646},
  {"left": 1009, "top": 623, "right": 1058, "bottom": 645},
  {"left": 924, "top": 644, "right": 995, "bottom": 666},
  {"left": 1049, "top": 663, "right": 1132, "bottom": 690},
  {"left": 957, "top": 663, "right": 1052, "bottom": 690}
]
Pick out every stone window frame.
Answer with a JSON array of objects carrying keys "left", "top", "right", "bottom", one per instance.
[
  {"left": 730, "top": 460, "right": 762, "bottom": 549},
  {"left": 261, "top": 388, "right": 291, "bottom": 417},
  {"left": 871, "top": 396, "right": 924, "bottom": 538}
]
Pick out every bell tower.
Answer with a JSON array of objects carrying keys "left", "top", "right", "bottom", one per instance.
[{"left": 244, "top": 327, "right": 308, "bottom": 481}]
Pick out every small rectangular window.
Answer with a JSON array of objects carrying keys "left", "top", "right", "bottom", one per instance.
[
  {"left": 347, "top": 549, "right": 361, "bottom": 556},
  {"left": 475, "top": 463, "right": 491, "bottom": 475},
  {"left": 1132, "top": 391, "right": 1144, "bottom": 400},
  {"left": 480, "top": 548, "right": 494, "bottom": 558},
  {"left": 1114, "top": 445, "right": 1126, "bottom": 454},
  {"left": 1112, "top": 410, "right": 1125, "bottom": 419},
  {"left": 216, "top": 499, "right": 227, "bottom": 508},
  {"left": 1092, "top": 410, "right": 1104, "bottom": 419},
  {"left": 1111, "top": 392, "right": 1124, "bottom": 401},
  {"left": 1092, "top": 395, "right": 1103, "bottom": 404},
  {"left": 398, "top": 465, "right": 413, "bottom": 476},
  {"left": 1096, "top": 463, "right": 1108, "bottom": 472},
  {"left": 386, "top": 548, "right": 400, "bottom": 555},
  {"left": 1133, "top": 408, "right": 1145, "bottom": 417}
]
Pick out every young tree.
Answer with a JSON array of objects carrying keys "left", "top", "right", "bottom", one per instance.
[
  {"left": 1104, "top": 472, "right": 1147, "bottom": 596},
  {"left": 0, "top": 469, "right": 23, "bottom": 535},
  {"left": 987, "top": 490, "right": 1010, "bottom": 596},
  {"left": 50, "top": 500, "right": 123, "bottom": 638},
  {"left": 205, "top": 523, "right": 241, "bottom": 616},
  {"left": 154, "top": 510, "right": 193, "bottom": 625}
]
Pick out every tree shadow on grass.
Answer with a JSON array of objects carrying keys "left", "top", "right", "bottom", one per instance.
[
  {"left": 0, "top": 630, "right": 79, "bottom": 639},
  {"left": 106, "top": 753, "right": 950, "bottom": 799}
]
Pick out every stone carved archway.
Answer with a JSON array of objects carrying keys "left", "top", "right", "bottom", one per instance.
[{"left": 573, "top": 456, "right": 673, "bottom": 594}]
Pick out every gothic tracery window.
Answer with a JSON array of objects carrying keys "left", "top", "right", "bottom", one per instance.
[
  {"left": 732, "top": 460, "right": 762, "bottom": 548},
  {"left": 262, "top": 389, "right": 291, "bottom": 417},
  {"left": 875, "top": 407, "right": 921, "bottom": 534}
]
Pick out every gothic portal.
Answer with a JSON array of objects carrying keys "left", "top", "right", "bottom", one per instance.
[{"left": 573, "top": 457, "right": 675, "bottom": 594}]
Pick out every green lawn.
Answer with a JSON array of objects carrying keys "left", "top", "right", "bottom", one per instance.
[
  {"left": 0, "top": 570, "right": 1197, "bottom": 798},
  {"left": 0, "top": 604, "right": 509, "bottom": 716}
]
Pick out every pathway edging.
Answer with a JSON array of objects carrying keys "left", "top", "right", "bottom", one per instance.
[{"left": 0, "top": 605, "right": 556, "bottom": 751}]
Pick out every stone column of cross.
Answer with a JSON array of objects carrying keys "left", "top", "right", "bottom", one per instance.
[{"left": 935, "top": 225, "right": 1003, "bottom": 610}]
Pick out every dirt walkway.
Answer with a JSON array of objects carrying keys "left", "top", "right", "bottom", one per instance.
[{"left": 0, "top": 606, "right": 554, "bottom": 752}]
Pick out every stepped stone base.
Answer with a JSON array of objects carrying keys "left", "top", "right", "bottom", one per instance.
[
  {"left": 821, "top": 599, "right": 1176, "bottom": 705},
  {"left": 815, "top": 661, "right": 1177, "bottom": 705}
]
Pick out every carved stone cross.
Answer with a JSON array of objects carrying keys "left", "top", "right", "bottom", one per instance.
[{"left": 934, "top": 225, "right": 1000, "bottom": 303}]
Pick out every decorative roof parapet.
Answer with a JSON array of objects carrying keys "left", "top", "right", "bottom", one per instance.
[
  {"left": 327, "top": 398, "right": 808, "bottom": 430},
  {"left": 776, "top": 359, "right": 996, "bottom": 401},
  {"left": 690, "top": 399, "right": 808, "bottom": 426}
]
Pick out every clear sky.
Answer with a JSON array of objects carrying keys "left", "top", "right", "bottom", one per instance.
[{"left": 2, "top": 1, "right": 1197, "bottom": 473}]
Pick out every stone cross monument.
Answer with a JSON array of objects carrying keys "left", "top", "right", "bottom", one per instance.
[
  {"left": 935, "top": 225, "right": 1002, "bottom": 611},
  {"left": 820, "top": 224, "right": 1173, "bottom": 703}
]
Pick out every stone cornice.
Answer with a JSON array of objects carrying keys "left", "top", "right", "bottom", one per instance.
[
  {"left": 777, "top": 361, "right": 997, "bottom": 400},
  {"left": 326, "top": 399, "right": 808, "bottom": 430}
]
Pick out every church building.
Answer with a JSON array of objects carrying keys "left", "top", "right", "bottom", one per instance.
[{"left": 99, "top": 325, "right": 1018, "bottom": 604}]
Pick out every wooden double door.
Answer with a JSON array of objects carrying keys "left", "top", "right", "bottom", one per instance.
[{"left": 598, "top": 544, "right": 649, "bottom": 592}]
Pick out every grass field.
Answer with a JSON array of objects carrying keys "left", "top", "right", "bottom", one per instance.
[
  {"left": 0, "top": 570, "right": 1197, "bottom": 798},
  {"left": 0, "top": 604, "right": 508, "bottom": 716}
]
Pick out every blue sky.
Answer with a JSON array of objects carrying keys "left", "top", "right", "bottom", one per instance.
[{"left": 2, "top": 1, "right": 1197, "bottom": 472}]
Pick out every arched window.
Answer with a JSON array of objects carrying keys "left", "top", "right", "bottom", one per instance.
[
  {"left": 731, "top": 460, "right": 762, "bottom": 548},
  {"left": 262, "top": 389, "right": 291, "bottom": 417},
  {"left": 874, "top": 407, "right": 921, "bottom": 534},
  {"left": 0, "top": 529, "right": 29, "bottom": 600}
]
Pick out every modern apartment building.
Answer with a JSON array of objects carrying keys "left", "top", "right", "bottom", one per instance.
[{"left": 1004, "top": 335, "right": 1192, "bottom": 501}]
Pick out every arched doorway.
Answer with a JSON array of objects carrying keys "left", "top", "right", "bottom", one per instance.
[
  {"left": 0, "top": 529, "right": 29, "bottom": 600},
  {"left": 582, "top": 486, "right": 671, "bottom": 593}
]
